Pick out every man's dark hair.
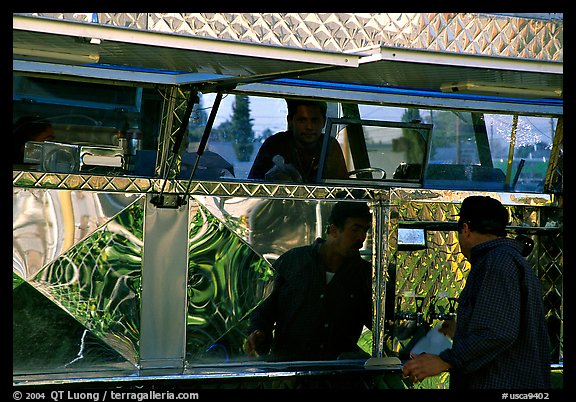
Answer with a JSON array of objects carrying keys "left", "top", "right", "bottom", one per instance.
[
  {"left": 327, "top": 201, "right": 372, "bottom": 231},
  {"left": 285, "top": 99, "right": 328, "bottom": 118},
  {"left": 13, "top": 116, "right": 53, "bottom": 164},
  {"left": 14, "top": 116, "right": 52, "bottom": 141},
  {"left": 457, "top": 196, "right": 509, "bottom": 237}
]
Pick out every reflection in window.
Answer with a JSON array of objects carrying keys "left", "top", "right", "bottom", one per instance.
[
  {"left": 194, "top": 95, "right": 559, "bottom": 193},
  {"left": 323, "top": 118, "right": 431, "bottom": 184}
]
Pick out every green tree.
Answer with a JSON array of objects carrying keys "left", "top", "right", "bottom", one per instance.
[
  {"left": 230, "top": 95, "right": 255, "bottom": 161},
  {"left": 260, "top": 128, "right": 274, "bottom": 140},
  {"left": 401, "top": 108, "right": 423, "bottom": 125},
  {"left": 423, "top": 110, "right": 479, "bottom": 164},
  {"left": 210, "top": 95, "right": 255, "bottom": 161}
]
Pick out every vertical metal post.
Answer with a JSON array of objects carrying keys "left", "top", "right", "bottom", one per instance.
[
  {"left": 544, "top": 117, "right": 562, "bottom": 192},
  {"left": 139, "top": 194, "right": 191, "bottom": 371},
  {"left": 155, "top": 86, "right": 191, "bottom": 180},
  {"left": 155, "top": 86, "right": 178, "bottom": 179},
  {"left": 371, "top": 193, "right": 390, "bottom": 357},
  {"left": 505, "top": 114, "right": 519, "bottom": 187}
]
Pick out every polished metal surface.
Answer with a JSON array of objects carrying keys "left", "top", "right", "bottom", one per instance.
[
  {"left": 14, "top": 189, "right": 145, "bottom": 369},
  {"left": 14, "top": 360, "right": 402, "bottom": 388},
  {"left": 195, "top": 197, "right": 332, "bottom": 264},
  {"left": 383, "top": 189, "right": 563, "bottom": 362},
  {"left": 139, "top": 195, "right": 190, "bottom": 369},
  {"left": 184, "top": 202, "right": 276, "bottom": 364},
  {"left": 12, "top": 12, "right": 563, "bottom": 387},
  {"left": 13, "top": 14, "right": 358, "bottom": 88},
  {"left": 12, "top": 187, "right": 563, "bottom": 386},
  {"left": 19, "top": 13, "right": 562, "bottom": 61},
  {"left": 13, "top": 188, "right": 141, "bottom": 280},
  {"left": 13, "top": 14, "right": 562, "bottom": 105}
]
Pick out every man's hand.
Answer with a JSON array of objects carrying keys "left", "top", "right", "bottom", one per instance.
[
  {"left": 402, "top": 353, "right": 452, "bottom": 383},
  {"left": 245, "top": 329, "right": 268, "bottom": 358},
  {"left": 439, "top": 319, "right": 456, "bottom": 339},
  {"left": 264, "top": 156, "right": 303, "bottom": 182}
]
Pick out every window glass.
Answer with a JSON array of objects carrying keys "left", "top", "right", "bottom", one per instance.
[
  {"left": 194, "top": 93, "right": 289, "bottom": 180},
  {"left": 198, "top": 95, "right": 559, "bottom": 193},
  {"left": 15, "top": 78, "right": 559, "bottom": 195},
  {"left": 422, "top": 111, "right": 558, "bottom": 193},
  {"left": 323, "top": 118, "right": 430, "bottom": 184},
  {"left": 485, "top": 114, "right": 557, "bottom": 193}
]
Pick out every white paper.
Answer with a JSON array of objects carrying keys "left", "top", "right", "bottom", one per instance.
[{"left": 410, "top": 324, "right": 453, "bottom": 355}]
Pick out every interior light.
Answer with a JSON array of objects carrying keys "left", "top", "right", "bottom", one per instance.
[
  {"left": 13, "top": 47, "right": 100, "bottom": 64},
  {"left": 440, "top": 82, "right": 562, "bottom": 99}
]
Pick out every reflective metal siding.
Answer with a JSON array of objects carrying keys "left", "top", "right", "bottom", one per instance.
[{"left": 18, "top": 13, "right": 563, "bottom": 62}]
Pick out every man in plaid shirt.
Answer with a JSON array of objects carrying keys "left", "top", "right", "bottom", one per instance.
[{"left": 402, "top": 196, "right": 551, "bottom": 389}]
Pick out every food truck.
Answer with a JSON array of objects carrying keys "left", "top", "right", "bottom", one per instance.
[{"left": 13, "top": 13, "right": 563, "bottom": 389}]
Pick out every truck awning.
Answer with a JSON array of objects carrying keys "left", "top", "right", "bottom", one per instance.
[
  {"left": 13, "top": 14, "right": 360, "bottom": 88},
  {"left": 13, "top": 14, "right": 562, "bottom": 114}
]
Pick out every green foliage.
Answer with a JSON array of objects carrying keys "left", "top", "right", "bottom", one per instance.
[
  {"left": 357, "top": 328, "right": 372, "bottom": 355},
  {"left": 13, "top": 272, "right": 25, "bottom": 289},
  {"left": 186, "top": 206, "right": 274, "bottom": 360},
  {"left": 426, "top": 110, "right": 477, "bottom": 158},
  {"left": 411, "top": 371, "right": 450, "bottom": 389},
  {"left": 551, "top": 369, "right": 563, "bottom": 389},
  {"left": 211, "top": 95, "right": 255, "bottom": 161}
]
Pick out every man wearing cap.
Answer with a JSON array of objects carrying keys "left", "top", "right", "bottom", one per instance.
[
  {"left": 402, "top": 196, "right": 551, "bottom": 389},
  {"left": 245, "top": 201, "right": 373, "bottom": 361}
]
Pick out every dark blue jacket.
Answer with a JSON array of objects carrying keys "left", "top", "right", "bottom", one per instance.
[
  {"left": 250, "top": 238, "right": 372, "bottom": 361},
  {"left": 440, "top": 238, "right": 551, "bottom": 389}
]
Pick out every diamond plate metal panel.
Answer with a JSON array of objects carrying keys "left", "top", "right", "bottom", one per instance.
[
  {"left": 382, "top": 190, "right": 563, "bottom": 365},
  {"left": 17, "top": 13, "right": 563, "bottom": 61},
  {"left": 13, "top": 171, "right": 378, "bottom": 200}
]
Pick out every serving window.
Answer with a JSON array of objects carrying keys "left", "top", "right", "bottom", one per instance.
[{"left": 320, "top": 118, "right": 432, "bottom": 186}]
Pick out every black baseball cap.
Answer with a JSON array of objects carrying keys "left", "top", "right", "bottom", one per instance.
[{"left": 457, "top": 196, "right": 509, "bottom": 235}]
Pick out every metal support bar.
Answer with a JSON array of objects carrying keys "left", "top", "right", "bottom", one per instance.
[
  {"left": 155, "top": 86, "right": 179, "bottom": 179},
  {"left": 153, "top": 88, "right": 200, "bottom": 208},
  {"left": 544, "top": 117, "right": 563, "bottom": 193},
  {"left": 184, "top": 91, "right": 223, "bottom": 196},
  {"left": 372, "top": 196, "right": 391, "bottom": 357},
  {"left": 505, "top": 114, "right": 519, "bottom": 187},
  {"left": 139, "top": 194, "right": 192, "bottom": 371}
]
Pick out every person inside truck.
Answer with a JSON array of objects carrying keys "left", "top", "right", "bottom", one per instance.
[
  {"left": 402, "top": 196, "right": 551, "bottom": 389},
  {"left": 247, "top": 99, "right": 349, "bottom": 183},
  {"left": 245, "top": 201, "right": 373, "bottom": 362},
  {"left": 13, "top": 116, "right": 55, "bottom": 166}
]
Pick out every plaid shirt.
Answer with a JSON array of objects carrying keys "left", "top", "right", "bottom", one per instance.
[
  {"left": 440, "top": 238, "right": 551, "bottom": 389},
  {"left": 250, "top": 238, "right": 372, "bottom": 361}
]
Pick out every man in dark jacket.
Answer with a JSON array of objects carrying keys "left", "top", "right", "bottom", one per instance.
[
  {"left": 247, "top": 99, "right": 349, "bottom": 183},
  {"left": 402, "top": 196, "right": 551, "bottom": 389},
  {"left": 245, "top": 201, "right": 373, "bottom": 361}
]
